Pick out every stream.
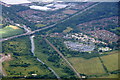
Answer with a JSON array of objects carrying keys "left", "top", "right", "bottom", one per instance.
[{"left": 30, "top": 35, "right": 60, "bottom": 79}]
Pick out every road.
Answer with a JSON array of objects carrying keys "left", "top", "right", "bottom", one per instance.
[
  {"left": 0, "top": 2, "right": 101, "bottom": 42},
  {"left": 44, "top": 38, "right": 82, "bottom": 79}
]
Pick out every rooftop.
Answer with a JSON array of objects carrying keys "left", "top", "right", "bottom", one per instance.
[{"left": 2, "top": 0, "right": 31, "bottom": 5}]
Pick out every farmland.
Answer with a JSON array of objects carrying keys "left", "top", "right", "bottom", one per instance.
[
  {"left": 35, "top": 24, "right": 46, "bottom": 28},
  {"left": 0, "top": 25, "right": 24, "bottom": 38},
  {"left": 101, "top": 51, "right": 119, "bottom": 72},
  {"left": 100, "top": 74, "right": 119, "bottom": 78},
  {"left": 68, "top": 57, "right": 105, "bottom": 75},
  {"left": 68, "top": 50, "right": 119, "bottom": 78}
]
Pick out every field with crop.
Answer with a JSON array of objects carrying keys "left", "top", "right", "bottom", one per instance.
[
  {"left": 68, "top": 50, "right": 119, "bottom": 77},
  {"left": 0, "top": 25, "right": 23, "bottom": 38},
  {"left": 35, "top": 24, "right": 46, "bottom": 28},
  {"left": 100, "top": 74, "right": 119, "bottom": 78},
  {"left": 101, "top": 51, "right": 119, "bottom": 72},
  {"left": 68, "top": 57, "right": 105, "bottom": 75}
]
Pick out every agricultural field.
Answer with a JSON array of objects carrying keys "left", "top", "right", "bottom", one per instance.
[
  {"left": 0, "top": 24, "right": 3, "bottom": 26},
  {"left": 100, "top": 74, "right": 119, "bottom": 78},
  {"left": 101, "top": 50, "right": 119, "bottom": 55},
  {"left": 35, "top": 24, "right": 46, "bottom": 28},
  {"left": 68, "top": 57, "right": 106, "bottom": 75},
  {"left": 68, "top": 50, "right": 119, "bottom": 77},
  {"left": 101, "top": 51, "right": 119, "bottom": 72},
  {"left": 0, "top": 25, "right": 24, "bottom": 38}
]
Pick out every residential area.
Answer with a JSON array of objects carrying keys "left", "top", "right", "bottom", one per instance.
[{"left": 17, "top": 2, "right": 96, "bottom": 25}]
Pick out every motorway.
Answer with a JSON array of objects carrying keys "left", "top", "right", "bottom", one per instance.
[{"left": 0, "top": 2, "right": 101, "bottom": 42}]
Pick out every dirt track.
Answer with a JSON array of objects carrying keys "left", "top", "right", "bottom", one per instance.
[{"left": 0, "top": 54, "right": 11, "bottom": 76}]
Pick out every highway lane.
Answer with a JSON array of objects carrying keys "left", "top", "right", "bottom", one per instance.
[
  {"left": 0, "top": 23, "right": 57, "bottom": 42},
  {"left": 0, "top": 2, "right": 100, "bottom": 42}
]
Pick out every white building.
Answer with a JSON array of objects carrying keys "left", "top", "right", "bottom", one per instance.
[
  {"left": 30, "top": 5, "right": 51, "bottom": 11},
  {"left": 2, "top": 0, "right": 31, "bottom": 5}
]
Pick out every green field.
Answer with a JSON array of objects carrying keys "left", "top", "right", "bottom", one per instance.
[
  {"left": 101, "top": 51, "right": 119, "bottom": 72},
  {"left": 0, "top": 25, "right": 24, "bottom": 38},
  {"left": 35, "top": 24, "right": 46, "bottom": 28},
  {"left": 63, "top": 27, "right": 73, "bottom": 33},
  {"left": 68, "top": 57, "right": 106, "bottom": 75},
  {"left": 100, "top": 74, "right": 119, "bottom": 78},
  {"left": 68, "top": 50, "right": 119, "bottom": 77}
]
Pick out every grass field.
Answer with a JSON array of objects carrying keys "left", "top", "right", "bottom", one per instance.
[
  {"left": 63, "top": 27, "right": 73, "bottom": 33},
  {"left": 68, "top": 50, "right": 119, "bottom": 76},
  {"left": 101, "top": 51, "right": 119, "bottom": 72},
  {"left": 68, "top": 57, "right": 106, "bottom": 75},
  {"left": 0, "top": 24, "right": 3, "bottom": 26},
  {"left": 100, "top": 74, "right": 119, "bottom": 78},
  {"left": 101, "top": 50, "right": 119, "bottom": 55},
  {"left": 0, "top": 25, "right": 24, "bottom": 38},
  {"left": 35, "top": 24, "right": 46, "bottom": 28}
]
